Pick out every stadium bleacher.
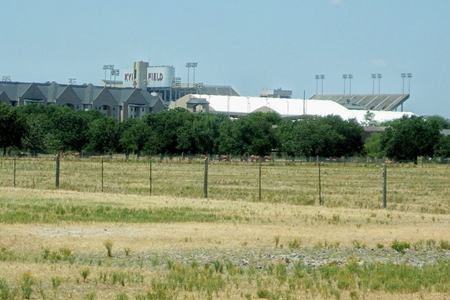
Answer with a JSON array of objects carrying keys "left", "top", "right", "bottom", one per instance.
[{"left": 310, "top": 94, "right": 410, "bottom": 111}]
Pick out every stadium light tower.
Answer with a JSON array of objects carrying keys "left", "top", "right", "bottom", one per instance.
[
  {"left": 186, "top": 62, "right": 197, "bottom": 88},
  {"left": 377, "top": 74, "right": 382, "bottom": 94},
  {"left": 342, "top": 74, "right": 348, "bottom": 94},
  {"left": 103, "top": 65, "right": 114, "bottom": 86},
  {"left": 371, "top": 74, "right": 376, "bottom": 94},
  {"left": 111, "top": 69, "right": 120, "bottom": 87},
  {"left": 320, "top": 75, "right": 325, "bottom": 94},
  {"left": 348, "top": 74, "right": 353, "bottom": 94},
  {"left": 108, "top": 65, "right": 115, "bottom": 87},
  {"left": 407, "top": 73, "right": 412, "bottom": 94},
  {"left": 103, "top": 65, "right": 108, "bottom": 84},
  {"left": 196, "top": 82, "right": 204, "bottom": 96},
  {"left": 192, "top": 62, "right": 198, "bottom": 85},
  {"left": 401, "top": 73, "right": 406, "bottom": 93},
  {"left": 315, "top": 75, "right": 319, "bottom": 95}
]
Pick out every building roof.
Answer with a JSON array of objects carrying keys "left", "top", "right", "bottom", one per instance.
[{"left": 180, "top": 95, "right": 416, "bottom": 123}]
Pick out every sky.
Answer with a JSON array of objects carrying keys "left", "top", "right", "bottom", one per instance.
[{"left": 1, "top": 0, "right": 450, "bottom": 117}]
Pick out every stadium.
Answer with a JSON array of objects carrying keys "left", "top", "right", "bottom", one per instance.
[{"left": 1, "top": 60, "right": 415, "bottom": 123}]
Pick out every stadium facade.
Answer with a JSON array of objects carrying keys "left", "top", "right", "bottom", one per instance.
[
  {"left": 1, "top": 60, "right": 416, "bottom": 123},
  {"left": 169, "top": 94, "right": 416, "bottom": 124}
]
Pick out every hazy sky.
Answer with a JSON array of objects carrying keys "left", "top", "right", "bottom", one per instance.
[{"left": 2, "top": 0, "right": 449, "bottom": 117}]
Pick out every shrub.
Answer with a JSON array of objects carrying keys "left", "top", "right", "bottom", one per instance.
[
  {"left": 103, "top": 240, "right": 113, "bottom": 257},
  {"left": 288, "top": 238, "right": 301, "bottom": 249},
  {"left": 391, "top": 240, "right": 410, "bottom": 253}
]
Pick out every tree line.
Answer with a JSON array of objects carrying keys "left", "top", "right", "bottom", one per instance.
[{"left": 1, "top": 102, "right": 450, "bottom": 162}]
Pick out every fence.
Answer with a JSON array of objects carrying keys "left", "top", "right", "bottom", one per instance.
[{"left": 1, "top": 156, "right": 449, "bottom": 214}]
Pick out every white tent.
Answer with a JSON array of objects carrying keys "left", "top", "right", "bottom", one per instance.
[{"left": 192, "top": 95, "right": 416, "bottom": 123}]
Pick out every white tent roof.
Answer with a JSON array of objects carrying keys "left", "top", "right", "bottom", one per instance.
[{"left": 193, "top": 95, "right": 416, "bottom": 123}]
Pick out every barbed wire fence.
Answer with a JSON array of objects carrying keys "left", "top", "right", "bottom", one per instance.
[{"left": 1, "top": 155, "right": 449, "bottom": 212}]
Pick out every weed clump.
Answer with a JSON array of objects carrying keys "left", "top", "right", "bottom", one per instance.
[
  {"left": 288, "top": 238, "right": 301, "bottom": 249},
  {"left": 103, "top": 240, "right": 113, "bottom": 257},
  {"left": 352, "top": 240, "right": 366, "bottom": 249},
  {"left": 391, "top": 240, "right": 410, "bottom": 253}
]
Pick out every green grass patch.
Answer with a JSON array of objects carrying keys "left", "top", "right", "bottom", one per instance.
[{"left": 0, "top": 203, "right": 222, "bottom": 224}]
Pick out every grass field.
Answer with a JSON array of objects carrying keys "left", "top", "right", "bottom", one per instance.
[{"left": 0, "top": 158, "right": 450, "bottom": 299}]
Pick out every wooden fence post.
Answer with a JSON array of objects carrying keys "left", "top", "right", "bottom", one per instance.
[
  {"left": 101, "top": 156, "right": 104, "bottom": 192},
  {"left": 259, "top": 160, "right": 262, "bottom": 201},
  {"left": 204, "top": 158, "right": 208, "bottom": 198},
  {"left": 149, "top": 159, "right": 152, "bottom": 196},
  {"left": 55, "top": 154, "right": 60, "bottom": 188},
  {"left": 383, "top": 163, "right": 387, "bottom": 208},
  {"left": 13, "top": 158, "right": 16, "bottom": 187},
  {"left": 318, "top": 156, "right": 322, "bottom": 205}
]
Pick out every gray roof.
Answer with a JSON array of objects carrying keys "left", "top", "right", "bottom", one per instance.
[
  {"left": 1, "top": 81, "right": 165, "bottom": 110},
  {"left": 0, "top": 82, "right": 19, "bottom": 99},
  {"left": 187, "top": 98, "right": 209, "bottom": 104}
]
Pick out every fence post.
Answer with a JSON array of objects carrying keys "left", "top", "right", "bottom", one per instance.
[
  {"left": 13, "top": 158, "right": 16, "bottom": 187},
  {"left": 55, "top": 154, "right": 60, "bottom": 188},
  {"left": 318, "top": 156, "right": 322, "bottom": 205},
  {"left": 101, "top": 156, "right": 104, "bottom": 192},
  {"left": 382, "top": 163, "right": 387, "bottom": 208},
  {"left": 204, "top": 158, "right": 208, "bottom": 198},
  {"left": 149, "top": 158, "right": 152, "bottom": 196},
  {"left": 259, "top": 160, "right": 262, "bottom": 201}
]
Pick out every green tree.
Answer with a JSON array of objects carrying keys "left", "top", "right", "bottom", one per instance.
[
  {"left": 380, "top": 115, "right": 441, "bottom": 163},
  {"left": 50, "top": 107, "right": 88, "bottom": 152},
  {"left": 21, "top": 114, "right": 49, "bottom": 156},
  {"left": 119, "top": 118, "right": 151, "bottom": 157},
  {"left": 362, "top": 110, "right": 376, "bottom": 127},
  {"left": 17, "top": 104, "right": 94, "bottom": 153},
  {"left": 0, "top": 103, "right": 27, "bottom": 156},
  {"left": 278, "top": 115, "right": 363, "bottom": 158},
  {"left": 236, "top": 112, "right": 281, "bottom": 156},
  {"left": 434, "top": 135, "right": 450, "bottom": 158},
  {"left": 217, "top": 117, "right": 242, "bottom": 155},
  {"left": 143, "top": 108, "right": 196, "bottom": 155},
  {"left": 321, "top": 116, "right": 364, "bottom": 156},
  {"left": 87, "top": 116, "right": 119, "bottom": 154},
  {"left": 363, "top": 132, "right": 385, "bottom": 158},
  {"left": 425, "top": 115, "right": 450, "bottom": 130},
  {"left": 191, "top": 113, "right": 226, "bottom": 155}
]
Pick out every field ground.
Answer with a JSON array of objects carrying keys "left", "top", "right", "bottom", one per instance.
[{"left": 1, "top": 161, "right": 450, "bottom": 299}]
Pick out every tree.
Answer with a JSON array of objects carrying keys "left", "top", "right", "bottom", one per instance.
[
  {"left": 380, "top": 115, "right": 441, "bottom": 163},
  {"left": 425, "top": 115, "right": 450, "bottom": 130},
  {"left": 217, "top": 117, "right": 242, "bottom": 155},
  {"left": 17, "top": 104, "right": 95, "bottom": 153},
  {"left": 0, "top": 103, "right": 27, "bottom": 156},
  {"left": 224, "top": 112, "right": 281, "bottom": 156},
  {"left": 363, "top": 132, "right": 385, "bottom": 158},
  {"left": 142, "top": 108, "right": 196, "bottom": 155},
  {"left": 87, "top": 116, "right": 120, "bottom": 154},
  {"left": 320, "top": 115, "right": 363, "bottom": 156},
  {"left": 21, "top": 114, "right": 49, "bottom": 156},
  {"left": 191, "top": 113, "right": 226, "bottom": 155},
  {"left": 278, "top": 115, "right": 363, "bottom": 158},
  {"left": 50, "top": 106, "right": 88, "bottom": 152},
  {"left": 119, "top": 118, "right": 151, "bottom": 157},
  {"left": 362, "top": 110, "right": 376, "bottom": 127},
  {"left": 434, "top": 135, "right": 450, "bottom": 158}
]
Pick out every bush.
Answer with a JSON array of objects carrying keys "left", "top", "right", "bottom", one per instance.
[{"left": 391, "top": 240, "right": 410, "bottom": 253}]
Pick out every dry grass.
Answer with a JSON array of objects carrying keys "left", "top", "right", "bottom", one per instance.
[
  {"left": 1, "top": 187, "right": 449, "bottom": 253},
  {"left": 1, "top": 159, "right": 450, "bottom": 299},
  {"left": 1, "top": 158, "right": 450, "bottom": 213}
]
